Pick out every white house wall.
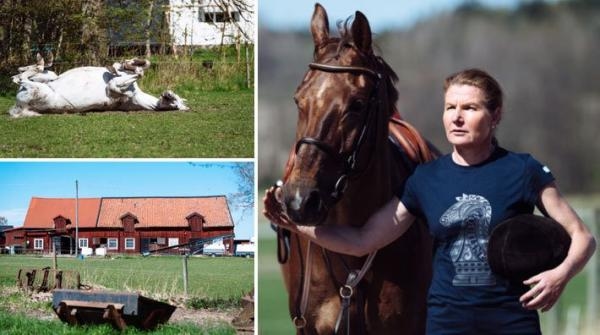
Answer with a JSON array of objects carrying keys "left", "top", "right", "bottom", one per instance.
[{"left": 169, "top": 0, "right": 254, "bottom": 47}]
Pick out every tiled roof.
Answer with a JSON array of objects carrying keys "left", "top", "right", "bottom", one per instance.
[
  {"left": 21, "top": 196, "right": 233, "bottom": 229},
  {"left": 97, "top": 197, "right": 233, "bottom": 228},
  {"left": 22, "top": 197, "right": 102, "bottom": 229}
]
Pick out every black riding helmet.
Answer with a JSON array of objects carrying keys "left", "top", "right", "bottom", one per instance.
[{"left": 487, "top": 214, "right": 571, "bottom": 283}]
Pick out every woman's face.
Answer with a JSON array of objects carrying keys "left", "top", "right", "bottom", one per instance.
[{"left": 443, "top": 84, "right": 499, "bottom": 150}]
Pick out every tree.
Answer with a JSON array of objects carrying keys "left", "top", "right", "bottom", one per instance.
[
  {"left": 188, "top": 162, "right": 254, "bottom": 218},
  {"left": 80, "top": 0, "right": 104, "bottom": 64},
  {"left": 203, "top": 0, "right": 254, "bottom": 60},
  {"left": 229, "top": 162, "right": 254, "bottom": 212},
  {"left": 0, "top": 216, "right": 7, "bottom": 226}
]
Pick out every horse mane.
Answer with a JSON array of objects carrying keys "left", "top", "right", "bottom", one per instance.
[{"left": 312, "top": 16, "right": 400, "bottom": 114}]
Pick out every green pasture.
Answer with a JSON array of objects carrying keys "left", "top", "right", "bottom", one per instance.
[
  {"left": 0, "top": 313, "right": 234, "bottom": 335},
  {"left": 0, "top": 49, "right": 254, "bottom": 158},
  {"left": 0, "top": 255, "right": 253, "bottom": 300},
  {"left": 0, "top": 89, "right": 253, "bottom": 158},
  {"left": 257, "top": 196, "right": 599, "bottom": 335},
  {"left": 0, "top": 255, "right": 252, "bottom": 334}
]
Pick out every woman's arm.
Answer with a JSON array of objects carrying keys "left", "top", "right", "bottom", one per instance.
[
  {"left": 520, "top": 182, "right": 597, "bottom": 311},
  {"left": 263, "top": 186, "right": 416, "bottom": 256}
]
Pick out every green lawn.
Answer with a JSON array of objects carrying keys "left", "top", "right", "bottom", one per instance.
[{"left": 0, "top": 89, "right": 253, "bottom": 158}]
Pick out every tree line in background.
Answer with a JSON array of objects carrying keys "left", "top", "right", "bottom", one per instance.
[
  {"left": 258, "top": 0, "right": 600, "bottom": 194},
  {"left": 0, "top": 0, "right": 253, "bottom": 78}
]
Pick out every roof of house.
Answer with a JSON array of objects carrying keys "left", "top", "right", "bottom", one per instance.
[
  {"left": 23, "top": 197, "right": 102, "bottom": 229},
  {"left": 21, "top": 196, "right": 233, "bottom": 229},
  {"left": 97, "top": 197, "right": 233, "bottom": 228}
]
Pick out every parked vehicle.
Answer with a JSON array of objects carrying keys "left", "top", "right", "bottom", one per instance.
[
  {"left": 235, "top": 241, "right": 255, "bottom": 258},
  {"left": 203, "top": 240, "right": 227, "bottom": 257}
]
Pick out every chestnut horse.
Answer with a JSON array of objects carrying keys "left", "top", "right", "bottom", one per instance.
[{"left": 272, "top": 4, "right": 436, "bottom": 335}]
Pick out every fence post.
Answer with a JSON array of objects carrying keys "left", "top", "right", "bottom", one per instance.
[
  {"left": 245, "top": 44, "right": 251, "bottom": 89},
  {"left": 182, "top": 254, "right": 189, "bottom": 298},
  {"left": 585, "top": 208, "right": 599, "bottom": 334},
  {"left": 53, "top": 240, "right": 58, "bottom": 270}
]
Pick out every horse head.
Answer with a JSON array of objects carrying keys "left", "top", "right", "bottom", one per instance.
[
  {"left": 156, "top": 90, "right": 189, "bottom": 111},
  {"left": 281, "top": 4, "right": 399, "bottom": 225}
]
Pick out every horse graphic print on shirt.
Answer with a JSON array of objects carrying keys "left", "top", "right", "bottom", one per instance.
[{"left": 440, "top": 194, "right": 496, "bottom": 286}]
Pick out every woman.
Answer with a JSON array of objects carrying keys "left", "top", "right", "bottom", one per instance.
[{"left": 264, "top": 68, "right": 596, "bottom": 334}]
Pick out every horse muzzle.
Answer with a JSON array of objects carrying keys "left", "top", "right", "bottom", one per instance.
[{"left": 281, "top": 181, "right": 329, "bottom": 226}]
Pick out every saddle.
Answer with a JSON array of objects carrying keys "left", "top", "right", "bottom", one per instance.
[{"left": 388, "top": 113, "right": 435, "bottom": 167}]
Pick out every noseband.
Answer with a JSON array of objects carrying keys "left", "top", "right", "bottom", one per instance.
[{"left": 294, "top": 62, "right": 383, "bottom": 206}]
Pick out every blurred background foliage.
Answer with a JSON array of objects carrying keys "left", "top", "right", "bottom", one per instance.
[{"left": 258, "top": 0, "right": 600, "bottom": 195}]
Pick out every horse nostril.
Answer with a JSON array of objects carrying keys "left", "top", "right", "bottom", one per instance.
[{"left": 304, "top": 190, "right": 322, "bottom": 216}]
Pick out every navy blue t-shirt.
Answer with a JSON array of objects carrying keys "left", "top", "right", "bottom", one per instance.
[{"left": 398, "top": 147, "right": 555, "bottom": 333}]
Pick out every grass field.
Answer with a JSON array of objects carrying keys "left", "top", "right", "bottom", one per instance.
[
  {"left": 257, "top": 195, "right": 600, "bottom": 335},
  {"left": 0, "top": 313, "right": 235, "bottom": 335},
  {"left": 0, "top": 255, "right": 253, "bottom": 334},
  {"left": 0, "top": 89, "right": 253, "bottom": 158},
  {"left": 0, "top": 255, "right": 253, "bottom": 300}
]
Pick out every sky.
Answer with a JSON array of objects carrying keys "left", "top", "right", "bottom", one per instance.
[
  {"left": 258, "top": 0, "right": 556, "bottom": 32},
  {"left": 0, "top": 161, "right": 254, "bottom": 239}
]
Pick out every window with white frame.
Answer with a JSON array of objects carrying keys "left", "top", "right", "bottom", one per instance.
[
  {"left": 108, "top": 238, "right": 118, "bottom": 250},
  {"left": 168, "top": 238, "right": 179, "bottom": 247},
  {"left": 34, "top": 238, "right": 44, "bottom": 250},
  {"left": 125, "top": 238, "right": 135, "bottom": 250},
  {"left": 78, "top": 238, "right": 88, "bottom": 248}
]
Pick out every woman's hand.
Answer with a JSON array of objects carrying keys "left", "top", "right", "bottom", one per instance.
[
  {"left": 521, "top": 182, "right": 597, "bottom": 312},
  {"left": 263, "top": 184, "right": 295, "bottom": 230},
  {"left": 519, "top": 267, "right": 569, "bottom": 312}
]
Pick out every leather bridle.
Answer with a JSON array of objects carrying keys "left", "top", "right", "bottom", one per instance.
[
  {"left": 289, "top": 62, "right": 384, "bottom": 335},
  {"left": 294, "top": 62, "right": 383, "bottom": 208}
]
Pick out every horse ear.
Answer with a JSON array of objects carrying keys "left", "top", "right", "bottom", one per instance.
[
  {"left": 36, "top": 53, "right": 44, "bottom": 67},
  {"left": 45, "top": 51, "right": 54, "bottom": 68},
  {"left": 351, "top": 11, "right": 372, "bottom": 54},
  {"left": 311, "top": 3, "right": 329, "bottom": 48}
]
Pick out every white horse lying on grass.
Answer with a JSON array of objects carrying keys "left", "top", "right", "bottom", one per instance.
[{"left": 9, "top": 56, "right": 189, "bottom": 118}]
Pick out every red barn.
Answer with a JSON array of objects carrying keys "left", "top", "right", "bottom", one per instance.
[{"left": 3, "top": 196, "right": 235, "bottom": 255}]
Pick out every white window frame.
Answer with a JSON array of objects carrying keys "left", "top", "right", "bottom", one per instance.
[
  {"left": 108, "top": 238, "right": 118, "bottom": 250},
  {"left": 34, "top": 238, "right": 44, "bottom": 250},
  {"left": 78, "top": 238, "right": 88, "bottom": 248},
  {"left": 168, "top": 238, "right": 179, "bottom": 247},
  {"left": 125, "top": 238, "right": 135, "bottom": 250}
]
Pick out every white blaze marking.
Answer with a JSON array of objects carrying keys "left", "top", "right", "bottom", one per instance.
[{"left": 290, "top": 188, "right": 304, "bottom": 211}]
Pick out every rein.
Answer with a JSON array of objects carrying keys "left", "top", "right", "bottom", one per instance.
[
  {"left": 294, "top": 62, "right": 383, "bottom": 208},
  {"left": 293, "top": 240, "right": 376, "bottom": 335}
]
